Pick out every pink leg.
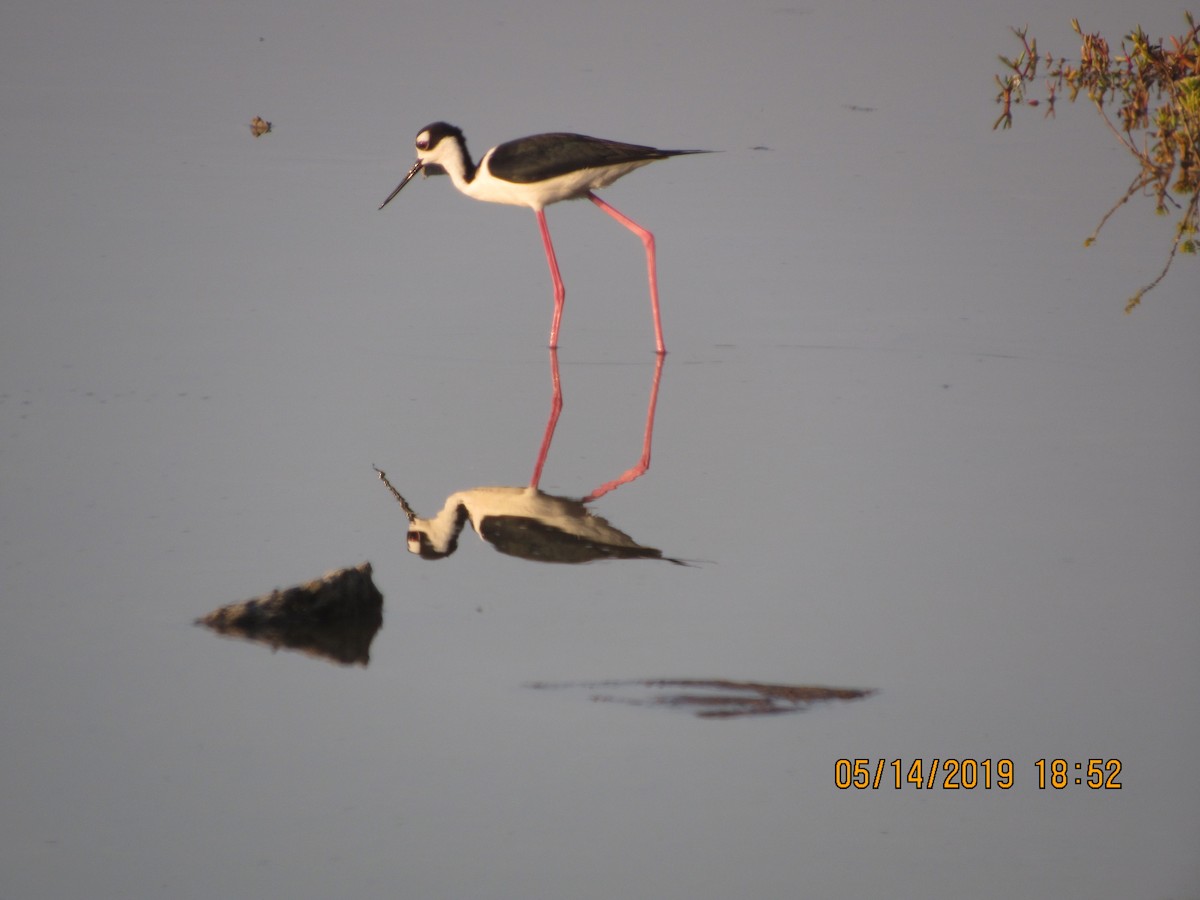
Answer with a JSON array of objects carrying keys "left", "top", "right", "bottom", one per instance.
[
  {"left": 583, "top": 353, "right": 665, "bottom": 502},
  {"left": 535, "top": 208, "right": 566, "bottom": 349},
  {"left": 588, "top": 192, "right": 666, "bottom": 355},
  {"left": 529, "top": 348, "right": 563, "bottom": 488}
]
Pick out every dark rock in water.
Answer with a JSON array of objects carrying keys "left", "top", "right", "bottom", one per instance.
[{"left": 196, "top": 562, "right": 383, "bottom": 666}]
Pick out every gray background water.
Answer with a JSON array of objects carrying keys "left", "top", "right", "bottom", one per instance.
[{"left": 2, "top": 0, "right": 1197, "bottom": 897}]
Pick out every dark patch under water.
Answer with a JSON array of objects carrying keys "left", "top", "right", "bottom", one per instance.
[{"left": 528, "top": 679, "right": 875, "bottom": 718}]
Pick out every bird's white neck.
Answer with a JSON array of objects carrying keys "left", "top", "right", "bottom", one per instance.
[{"left": 430, "top": 137, "right": 477, "bottom": 191}]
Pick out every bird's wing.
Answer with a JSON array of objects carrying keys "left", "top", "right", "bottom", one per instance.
[{"left": 487, "top": 133, "right": 675, "bottom": 184}]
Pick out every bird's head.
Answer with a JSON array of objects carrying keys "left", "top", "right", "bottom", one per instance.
[{"left": 378, "top": 122, "right": 467, "bottom": 209}]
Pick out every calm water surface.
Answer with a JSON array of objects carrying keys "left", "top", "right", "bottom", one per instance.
[{"left": 2, "top": 0, "right": 1197, "bottom": 897}]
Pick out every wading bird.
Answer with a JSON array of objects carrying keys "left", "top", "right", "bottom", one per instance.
[{"left": 379, "top": 122, "right": 708, "bottom": 354}]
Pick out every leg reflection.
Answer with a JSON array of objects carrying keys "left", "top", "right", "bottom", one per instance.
[
  {"left": 529, "top": 348, "right": 563, "bottom": 489},
  {"left": 584, "top": 352, "right": 665, "bottom": 502}
]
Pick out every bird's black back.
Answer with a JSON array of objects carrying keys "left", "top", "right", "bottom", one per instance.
[{"left": 488, "top": 132, "right": 707, "bottom": 184}]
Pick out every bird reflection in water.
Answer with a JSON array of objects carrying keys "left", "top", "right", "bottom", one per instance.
[{"left": 376, "top": 351, "right": 685, "bottom": 565}]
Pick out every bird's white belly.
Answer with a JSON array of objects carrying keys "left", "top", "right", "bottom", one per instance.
[{"left": 465, "top": 161, "right": 652, "bottom": 209}]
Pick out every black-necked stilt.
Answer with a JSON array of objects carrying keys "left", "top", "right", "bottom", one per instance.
[
  {"left": 372, "top": 349, "right": 680, "bottom": 563},
  {"left": 374, "top": 476, "right": 683, "bottom": 564},
  {"left": 379, "top": 122, "right": 708, "bottom": 354}
]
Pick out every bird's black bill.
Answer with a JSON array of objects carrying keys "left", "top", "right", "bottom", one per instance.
[{"left": 378, "top": 160, "right": 423, "bottom": 210}]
